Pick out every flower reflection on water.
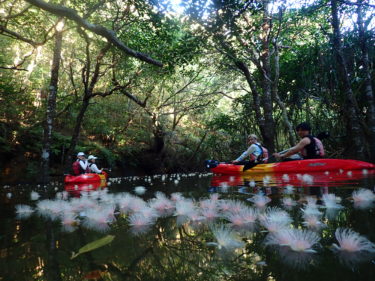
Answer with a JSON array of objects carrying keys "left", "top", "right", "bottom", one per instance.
[{"left": 1, "top": 171, "right": 375, "bottom": 280}]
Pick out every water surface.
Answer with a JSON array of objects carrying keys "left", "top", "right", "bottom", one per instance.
[{"left": 0, "top": 171, "right": 374, "bottom": 281}]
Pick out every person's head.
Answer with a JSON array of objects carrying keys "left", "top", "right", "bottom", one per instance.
[
  {"left": 295, "top": 122, "right": 311, "bottom": 138},
  {"left": 77, "top": 152, "right": 86, "bottom": 160},
  {"left": 247, "top": 134, "right": 258, "bottom": 144},
  {"left": 87, "top": 155, "right": 97, "bottom": 163}
]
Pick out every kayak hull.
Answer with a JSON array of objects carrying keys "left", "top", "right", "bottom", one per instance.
[
  {"left": 210, "top": 169, "right": 375, "bottom": 188},
  {"left": 210, "top": 159, "right": 375, "bottom": 175},
  {"left": 64, "top": 172, "right": 108, "bottom": 183},
  {"left": 65, "top": 181, "right": 107, "bottom": 197}
]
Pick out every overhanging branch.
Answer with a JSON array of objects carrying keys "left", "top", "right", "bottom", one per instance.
[{"left": 25, "top": 0, "right": 163, "bottom": 67}]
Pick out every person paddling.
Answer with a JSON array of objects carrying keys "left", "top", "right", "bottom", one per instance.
[
  {"left": 273, "top": 122, "right": 325, "bottom": 161},
  {"left": 232, "top": 134, "right": 268, "bottom": 171},
  {"left": 72, "top": 152, "right": 90, "bottom": 175},
  {"left": 88, "top": 155, "right": 103, "bottom": 174}
]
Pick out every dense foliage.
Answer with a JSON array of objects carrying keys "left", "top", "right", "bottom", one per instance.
[{"left": 0, "top": 0, "right": 374, "bottom": 181}]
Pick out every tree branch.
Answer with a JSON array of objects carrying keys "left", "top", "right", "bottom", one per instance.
[
  {"left": 339, "top": 0, "right": 375, "bottom": 8},
  {"left": 0, "top": 25, "right": 43, "bottom": 46},
  {"left": 0, "top": 66, "right": 28, "bottom": 71},
  {"left": 3, "top": 4, "right": 32, "bottom": 19},
  {"left": 24, "top": 0, "right": 163, "bottom": 67}
]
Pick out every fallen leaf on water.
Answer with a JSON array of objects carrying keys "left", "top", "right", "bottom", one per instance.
[{"left": 71, "top": 235, "right": 115, "bottom": 259}]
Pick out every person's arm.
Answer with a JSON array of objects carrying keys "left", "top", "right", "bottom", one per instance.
[
  {"left": 90, "top": 163, "right": 102, "bottom": 174},
  {"left": 233, "top": 144, "right": 256, "bottom": 162},
  {"left": 274, "top": 138, "right": 311, "bottom": 160}
]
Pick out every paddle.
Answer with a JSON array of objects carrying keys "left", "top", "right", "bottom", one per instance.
[
  {"left": 269, "top": 131, "right": 329, "bottom": 162},
  {"left": 267, "top": 148, "right": 291, "bottom": 162}
]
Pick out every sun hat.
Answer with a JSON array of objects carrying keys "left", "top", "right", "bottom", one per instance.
[
  {"left": 88, "top": 155, "right": 97, "bottom": 160},
  {"left": 77, "top": 152, "right": 85, "bottom": 157}
]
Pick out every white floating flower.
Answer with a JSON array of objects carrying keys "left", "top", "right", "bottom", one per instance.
[
  {"left": 134, "top": 186, "right": 146, "bottom": 195},
  {"left": 322, "top": 194, "right": 343, "bottom": 209},
  {"left": 128, "top": 213, "right": 155, "bottom": 227},
  {"left": 302, "top": 215, "right": 326, "bottom": 230},
  {"left": 352, "top": 189, "right": 375, "bottom": 203},
  {"left": 282, "top": 197, "right": 296, "bottom": 208},
  {"left": 15, "top": 204, "right": 34, "bottom": 219},
  {"left": 282, "top": 174, "right": 290, "bottom": 182},
  {"left": 259, "top": 207, "right": 292, "bottom": 233},
  {"left": 301, "top": 174, "right": 314, "bottom": 185},
  {"left": 247, "top": 193, "right": 271, "bottom": 208},
  {"left": 30, "top": 191, "right": 40, "bottom": 201},
  {"left": 266, "top": 228, "right": 320, "bottom": 253},
  {"left": 283, "top": 185, "right": 295, "bottom": 194},
  {"left": 225, "top": 207, "right": 258, "bottom": 226},
  {"left": 332, "top": 228, "right": 375, "bottom": 253},
  {"left": 208, "top": 224, "right": 245, "bottom": 251}
]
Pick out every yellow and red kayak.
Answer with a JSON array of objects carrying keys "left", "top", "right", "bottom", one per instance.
[
  {"left": 64, "top": 171, "right": 108, "bottom": 183},
  {"left": 210, "top": 169, "right": 375, "bottom": 188},
  {"left": 207, "top": 159, "right": 375, "bottom": 175}
]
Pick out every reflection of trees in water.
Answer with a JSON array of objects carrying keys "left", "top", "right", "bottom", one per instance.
[
  {"left": 271, "top": 246, "right": 318, "bottom": 270},
  {"left": 3, "top": 178, "right": 375, "bottom": 280},
  {"left": 98, "top": 217, "right": 267, "bottom": 280},
  {"left": 45, "top": 221, "right": 62, "bottom": 281},
  {"left": 334, "top": 251, "right": 375, "bottom": 270}
]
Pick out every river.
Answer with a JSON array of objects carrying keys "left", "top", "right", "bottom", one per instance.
[{"left": 0, "top": 170, "right": 374, "bottom": 280}]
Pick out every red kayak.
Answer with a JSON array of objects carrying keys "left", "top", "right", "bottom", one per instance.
[
  {"left": 207, "top": 159, "right": 375, "bottom": 175},
  {"left": 65, "top": 181, "right": 107, "bottom": 196},
  {"left": 64, "top": 171, "right": 108, "bottom": 183},
  {"left": 210, "top": 169, "right": 375, "bottom": 188}
]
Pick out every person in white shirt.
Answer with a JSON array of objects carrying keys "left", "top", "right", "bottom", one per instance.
[
  {"left": 232, "top": 134, "right": 265, "bottom": 171},
  {"left": 72, "top": 152, "right": 89, "bottom": 175},
  {"left": 87, "top": 155, "right": 103, "bottom": 174}
]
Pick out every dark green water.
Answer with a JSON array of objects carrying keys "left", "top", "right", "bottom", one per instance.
[{"left": 0, "top": 172, "right": 374, "bottom": 281}]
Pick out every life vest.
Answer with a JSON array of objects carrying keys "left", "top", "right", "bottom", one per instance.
[
  {"left": 72, "top": 160, "right": 89, "bottom": 175},
  {"left": 253, "top": 143, "right": 269, "bottom": 163},
  {"left": 301, "top": 135, "right": 325, "bottom": 159}
]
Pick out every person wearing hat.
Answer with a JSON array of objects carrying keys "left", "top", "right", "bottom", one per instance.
[
  {"left": 72, "top": 152, "right": 89, "bottom": 175},
  {"left": 88, "top": 155, "right": 103, "bottom": 174},
  {"left": 273, "top": 122, "right": 325, "bottom": 161}
]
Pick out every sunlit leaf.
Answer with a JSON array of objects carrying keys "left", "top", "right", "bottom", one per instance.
[{"left": 71, "top": 235, "right": 115, "bottom": 259}]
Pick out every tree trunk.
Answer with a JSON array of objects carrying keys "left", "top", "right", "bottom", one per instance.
[
  {"left": 41, "top": 22, "right": 63, "bottom": 182},
  {"left": 235, "top": 61, "right": 264, "bottom": 129},
  {"left": 272, "top": 45, "right": 296, "bottom": 147},
  {"left": 64, "top": 99, "right": 90, "bottom": 170},
  {"left": 151, "top": 114, "right": 165, "bottom": 154},
  {"left": 330, "top": 0, "right": 366, "bottom": 159},
  {"left": 259, "top": 0, "right": 276, "bottom": 153},
  {"left": 356, "top": 0, "right": 375, "bottom": 161},
  {"left": 63, "top": 42, "right": 111, "bottom": 170}
]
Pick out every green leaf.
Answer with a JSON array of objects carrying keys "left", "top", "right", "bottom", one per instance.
[{"left": 71, "top": 235, "right": 115, "bottom": 259}]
